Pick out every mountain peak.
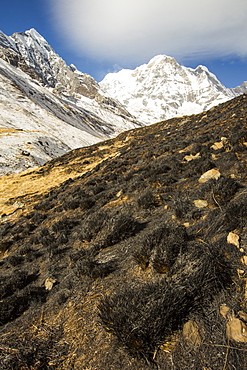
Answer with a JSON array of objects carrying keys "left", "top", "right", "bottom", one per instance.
[
  {"left": 100, "top": 55, "right": 240, "bottom": 123},
  {"left": 147, "top": 54, "right": 178, "bottom": 67},
  {"left": 24, "top": 28, "right": 48, "bottom": 44}
]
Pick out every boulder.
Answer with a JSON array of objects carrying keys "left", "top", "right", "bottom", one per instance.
[{"left": 199, "top": 169, "right": 221, "bottom": 183}]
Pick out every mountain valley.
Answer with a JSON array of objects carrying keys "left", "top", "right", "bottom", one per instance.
[
  {"left": 0, "top": 29, "right": 247, "bottom": 174},
  {"left": 0, "top": 29, "right": 141, "bottom": 175}
]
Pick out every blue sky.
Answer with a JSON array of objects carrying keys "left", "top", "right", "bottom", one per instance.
[{"left": 0, "top": 0, "right": 246, "bottom": 87}]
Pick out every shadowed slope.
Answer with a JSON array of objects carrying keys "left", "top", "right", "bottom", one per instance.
[{"left": 0, "top": 94, "right": 247, "bottom": 369}]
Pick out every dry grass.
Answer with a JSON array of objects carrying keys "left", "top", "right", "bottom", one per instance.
[
  {"left": 0, "top": 127, "right": 22, "bottom": 134},
  {"left": 0, "top": 141, "right": 124, "bottom": 220}
]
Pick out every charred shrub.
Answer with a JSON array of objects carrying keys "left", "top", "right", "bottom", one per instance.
[
  {"left": 0, "top": 294, "right": 31, "bottom": 326},
  {"left": 225, "top": 191, "right": 247, "bottom": 228},
  {"left": 0, "top": 286, "right": 47, "bottom": 326},
  {"left": 5, "top": 254, "right": 24, "bottom": 267},
  {"left": 33, "top": 227, "right": 54, "bottom": 247},
  {"left": 137, "top": 189, "right": 159, "bottom": 209},
  {"left": 98, "top": 280, "right": 194, "bottom": 359},
  {"left": 0, "top": 270, "right": 38, "bottom": 299},
  {"left": 76, "top": 258, "right": 118, "bottom": 279},
  {"left": 64, "top": 198, "right": 81, "bottom": 210},
  {"left": 95, "top": 213, "right": 141, "bottom": 249},
  {"left": 149, "top": 159, "right": 171, "bottom": 176},
  {"left": 80, "top": 198, "right": 95, "bottom": 210},
  {"left": 170, "top": 241, "right": 234, "bottom": 299},
  {"left": 79, "top": 210, "right": 110, "bottom": 242},
  {"left": 99, "top": 243, "right": 234, "bottom": 360},
  {"left": 52, "top": 217, "right": 80, "bottom": 234},
  {"left": 0, "top": 221, "right": 12, "bottom": 237},
  {"left": 207, "top": 191, "right": 247, "bottom": 234},
  {"left": 63, "top": 195, "right": 95, "bottom": 211},
  {"left": 211, "top": 176, "right": 240, "bottom": 206},
  {"left": 133, "top": 223, "right": 188, "bottom": 272},
  {"left": 26, "top": 211, "right": 47, "bottom": 223},
  {"left": 0, "top": 237, "right": 14, "bottom": 253},
  {"left": 173, "top": 195, "right": 193, "bottom": 219},
  {"left": 230, "top": 123, "right": 247, "bottom": 146},
  {"left": 34, "top": 199, "right": 55, "bottom": 211},
  {"left": 0, "top": 325, "right": 70, "bottom": 369},
  {"left": 184, "top": 157, "right": 215, "bottom": 177}
]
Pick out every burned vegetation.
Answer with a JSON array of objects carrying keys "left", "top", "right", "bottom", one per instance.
[{"left": 0, "top": 94, "right": 247, "bottom": 369}]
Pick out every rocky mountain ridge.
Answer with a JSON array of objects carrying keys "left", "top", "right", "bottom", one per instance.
[
  {"left": 100, "top": 54, "right": 247, "bottom": 123},
  {"left": 0, "top": 29, "right": 141, "bottom": 175}
]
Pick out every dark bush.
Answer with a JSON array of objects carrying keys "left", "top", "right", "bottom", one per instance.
[
  {"left": 184, "top": 157, "right": 215, "bottom": 177},
  {"left": 211, "top": 176, "right": 240, "bottom": 206},
  {"left": 0, "top": 286, "right": 48, "bottom": 326},
  {"left": 34, "top": 199, "right": 55, "bottom": 211},
  {"left": 99, "top": 243, "right": 233, "bottom": 360},
  {"left": 34, "top": 227, "right": 54, "bottom": 247},
  {"left": 134, "top": 223, "right": 188, "bottom": 273},
  {"left": 98, "top": 280, "right": 194, "bottom": 359},
  {"left": 52, "top": 217, "right": 80, "bottom": 234},
  {"left": 137, "top": 189, "right": 159, "bottom": 209},
  {"left": 225, "top": 191, "right": 247, "bottom": 228},
  {"left": 0, "top": 237, "right": 14, "bottom": 253},
  {"left": 95, "top": 213, "right": 141, "bottom": 248},
  {"left": 77, "top": 258, "right": 118, "bottom": 279},
  {"left": 26, "top": 211, "right": 47, "bottom": 223},
  {"left": 5, "top": 254, "right": 24, "bottom": 267},
  {"left": 79, "top": 210, "right": 110, "bottom": 242},
  {"left": 0, "top": 271, "right": 38, "bottom": 299},
  {"left": 64, "top": 199, "right": 81, "bottom": 210},
  {"left": 173, "top": 195, "right": 193, "bottom": 219},
  {"left": 80, "top": 198, "right": 95, "bottom": 210}
]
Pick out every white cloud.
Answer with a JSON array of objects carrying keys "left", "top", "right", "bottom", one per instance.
[{"left": 50, "top": 0, "right": 247, "bottom": 65}]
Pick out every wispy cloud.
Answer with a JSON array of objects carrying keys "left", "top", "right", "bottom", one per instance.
[{"left": 49, "top": 0, "right": 247, "bottom": 65}]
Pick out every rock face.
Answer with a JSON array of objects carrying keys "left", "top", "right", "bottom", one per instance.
[
  {"left": 100, "top": 55, "right": 246, "bottom": 123},
  {"left": 0, "top": 29, "right": 142, "bottom": 174}
]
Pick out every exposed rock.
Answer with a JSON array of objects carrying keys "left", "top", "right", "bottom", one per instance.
[
  {"left": 220, "top": 304, "right": 231, "bottom": 319},
  {"left": 184, "top": 152, "right": 201, "bottom": 162},
  {"left": 240, "top": 255, "right": 247, "bottom": 265},
  {"left": 238, "top": 311, "right": 247, "bottom": 322},
  {"left": 198, "top": 168, "right": 221, "bottom": 183},
  {"left": 227, "top": 232, "right": 240, "bottom": 248},
  {"left": 211, "top": 141, "right": 224, "bottom": 150},
  {"left": 183, "top": 320, "right": 203, "bottom": 346},
  {"left": 211, "top": 137, "right": 228, "bottom": 150},
  {"left": 193, "top": 199, "right": 208, "bottom": 208},
  {"left": 45, "top": 277, "right": 56, "bottom": 291},
  {"left": 226, "top": 316, "right": 247, "bottom": 343},
  {"left": 221, "top": 306, "right": 247, "bottom": 343}
]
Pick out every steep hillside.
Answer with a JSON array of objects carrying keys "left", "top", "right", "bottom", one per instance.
[
  {"left": 0, "top": 29, "right": 141, "bottom": 175},
  {"left": 0, "top": 94, "right": 247, "bottom": 369},
  {"left": 100, "top": 55, "right": 246, "bottom": 123}
]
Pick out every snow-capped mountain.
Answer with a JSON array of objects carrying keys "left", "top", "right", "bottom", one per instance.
[
  {"left": 0, "top": 29, "right": 142, "bottom": 174},
  {"left": 100, "top": 55, "right": 246, "bottom": 123}
]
